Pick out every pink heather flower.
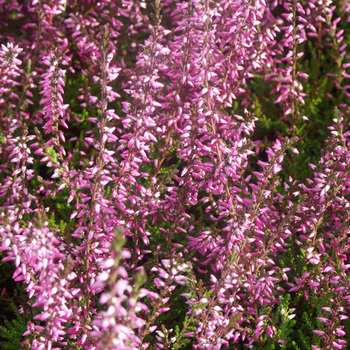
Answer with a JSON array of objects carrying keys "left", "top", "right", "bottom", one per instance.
[
  {"left": 2, "top": 0, "right": 350, "bottom": 349},
  {"left": 0, "top": 43, "right": 23, "bottom": 105},
  {"left": 91, "top": 245, "right": 147, "bottom": 350},
  {"left": 39, "top": 50, "right": 68, "bottom": 135},
  {"left": 0, "top": 218, "right": 78, "bottom": 348}
]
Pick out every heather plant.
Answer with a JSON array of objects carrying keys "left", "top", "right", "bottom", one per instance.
[{"left": 2, "top": 0, "right": 350, "bottom": 349}]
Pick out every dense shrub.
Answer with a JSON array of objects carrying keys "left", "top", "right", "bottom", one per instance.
[{"left": 1, "top": 0, "right": 350, "bottom": 349}]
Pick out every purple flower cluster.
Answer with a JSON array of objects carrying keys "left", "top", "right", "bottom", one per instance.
[
  {"left": 1, "top": 219, "right": 78, "bottom": 349},
  {"left": 1, "top": 0, "right": 350, "bottom": 349}
]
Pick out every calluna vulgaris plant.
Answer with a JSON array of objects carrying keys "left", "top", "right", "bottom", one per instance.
[{"left": 2, "top": 0, "right": 350, "bottom": 349}]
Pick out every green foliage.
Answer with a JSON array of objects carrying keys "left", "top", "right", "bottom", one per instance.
[
  {"left": 0, "top": 258, "right": 32, "bottom": 348},
  {"left": 272, "top": 294, "right": 297, "bottom": 349},
  {"left": 0, "top": 302, "right": 27, "bottom": 350},
  {"left": 246, "top": 290, "right": 327, "bottom": 350},
  {"left": 173, "top": 316, "right": 197, "bottom": 350}
]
